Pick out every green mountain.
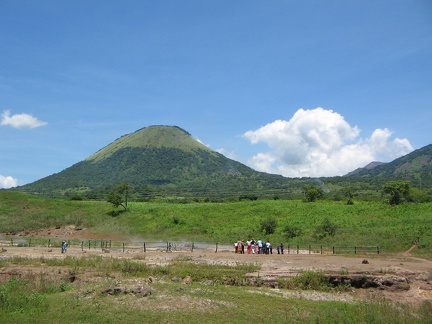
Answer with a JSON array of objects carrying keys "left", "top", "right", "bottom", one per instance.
[
  {"left": 15, "top": 126, "right": 308, "bottom": 199},
  {"left": 12, "top": 126, "right": 432, "bottom": 200},
  {"left": 346, "top": 144, "right": 432, "bottom": 188}
]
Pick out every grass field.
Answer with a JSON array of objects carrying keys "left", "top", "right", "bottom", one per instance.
[{"left": 1, "top": 191, "right": 431, "bottom": 254}]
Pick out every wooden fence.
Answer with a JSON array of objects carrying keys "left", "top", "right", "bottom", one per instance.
[{"left": 0, "top": 238, "right": 380, "bottom": 255}]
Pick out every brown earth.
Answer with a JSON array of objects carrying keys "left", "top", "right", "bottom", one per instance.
[{"left": 1, "top": 226, "right": 432, "bottom": 308}]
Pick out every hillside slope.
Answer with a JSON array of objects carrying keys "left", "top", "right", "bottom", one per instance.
[
  {"left": 15, "top": 126, "right": 300, "bottom": 199},
  {"left": 346, "top": 144, "right": 432, "bottom": 183},
  {"left": 347, "top": 144, "right": 432, "bottom": 178},
  {"left": 13, "top": 126, "right": 432, "bottom": 199}
]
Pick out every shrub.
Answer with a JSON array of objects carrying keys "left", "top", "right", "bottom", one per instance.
[
  {"left": 313, "top": 217, "right": 337, "bottom": 240},
  {"left": 282, "top": 225, "right": 302, "bottom": 239},
  {"left": 260, "top": 218, "right": 277, "bottom": 235}
]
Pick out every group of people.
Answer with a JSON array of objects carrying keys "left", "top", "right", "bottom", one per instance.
[{"left": 234, "top": 239, "right": 284, "bottom": 255}]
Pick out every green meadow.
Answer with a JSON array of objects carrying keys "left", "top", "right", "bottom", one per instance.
[{"left": 1, "top": 191, "right": 431, "bottom": 254}]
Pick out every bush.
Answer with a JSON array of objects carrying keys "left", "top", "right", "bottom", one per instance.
[
  {"left": 313, "top": 217, "right": 337, "bottom": 240},
  {"left": 282, "top": 225, "right": 302, "bottom": 239},
  {"left": 260, "top": 218, "right": 277, "bottom": 235}
]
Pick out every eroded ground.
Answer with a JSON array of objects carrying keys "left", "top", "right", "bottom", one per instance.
[{"left": 1, "top": 243, "right": 431, "bottom": 308}]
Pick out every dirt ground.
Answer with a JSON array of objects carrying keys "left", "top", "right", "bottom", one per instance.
[{"left": 1, "top": 226, "right": 432, "bottom": 307}]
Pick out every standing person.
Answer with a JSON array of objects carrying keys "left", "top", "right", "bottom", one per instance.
[
  {"left": 276, "top": 244, "right": 281, "bottom": 254},
  {"left": 247, "top": 240, "right": 252, "bottom": 254},
  {"left": 237, "top": 240, "right": 244, "bottom": 254},
  {"left": 61, "top": 241, "right": 68, "bottom": 254},
  {"left": 250, "top": 238, "right": 256, "bottom": 254},
  {"left": 280, "top": 243, "right": 284, "bottom": 254},
  {"left": 257, "top": 239, "right": 263, "bottom": 254}
]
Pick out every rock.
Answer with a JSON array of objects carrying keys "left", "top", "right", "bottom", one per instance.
[
  {"left": 183, "top": 276, "right": 192, "bottom": 284},
  {"left": 102, "top": 285, "right": 152, "bottom": 297},
  {"left": 133, "top": 286, "right": 152, "bottom": 297}
]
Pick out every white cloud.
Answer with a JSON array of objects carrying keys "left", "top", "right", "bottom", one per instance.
[
  {"left": 0, "top": 175, "right": 18, "bottom": 189},
  {"left": 243, "top": 107, "right": 413, "bottom": 177},
  {"left": 1, "top": 110, "right": 47, "bottom": 129}
]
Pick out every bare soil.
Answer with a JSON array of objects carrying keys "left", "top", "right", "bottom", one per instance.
[{"left": 1, "top": 226, "right": 432, "bottom": 308}]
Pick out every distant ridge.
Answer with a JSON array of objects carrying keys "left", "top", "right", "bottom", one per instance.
[
  {"left": 364, "top": 161, "right": 386, "bottom": 170},
  {"left": 346, "top": 144, "right": 432, "bottom": 179}
]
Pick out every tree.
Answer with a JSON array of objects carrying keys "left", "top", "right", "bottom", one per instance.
[
  {"left": 107, "top": 182, "right": 132, "bottom": 211},
  {"left": 344, "top": 188, "right": 354, "bottom": 205},
  {"left": 383, "top": 180, "right": 410, "bottom": 205},
  {"left": 313, "top": 217, "right": 337, "bottom": 240},
  {"left": 303, "top": 185, "right": 324, "bottom": 202},
  {"left": 260, "top": 218, "right": 277, "bottom": 235},
  {"left": 282, "top": 225, "right": 302, "bottom": 240}
]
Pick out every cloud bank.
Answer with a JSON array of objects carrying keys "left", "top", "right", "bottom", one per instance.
[
  {"left": 243, "top": 107, "right": 413, "bottom": 177},
  {"left": 1, "top": 110, "right": 47, "bottom": 129},
  {"left": 0, "top": 175, "right": 17, "bottom": 189}
]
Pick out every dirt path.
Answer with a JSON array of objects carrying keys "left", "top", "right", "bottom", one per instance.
[{"left": 1, "top": 244, "right": 431, "bottom": 307}]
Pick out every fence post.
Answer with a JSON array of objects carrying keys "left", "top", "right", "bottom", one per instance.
[
  {"left": 144, "top": 242, "right": 146, "bottom": 253},
  {"left": 354, "top": 246, "right": 357, "bottom": 254},
  {"left": 215, "top": 243, "right": 218, "bottom": 253},
  {"left": 191, "top": 242, "right": 194, "bottom": 252},
  {"left": 320, "top": 245, "right": 323, "bottom": 254},
  {"left": 10, "top": 239, "right": 13, "bottom": 247},
  {"left": 297, "top": 245, "right": 299, "bottom": 254},
  {"left": 81, "top": 241, "right": 84, "bottom": 251},
  {"left": 88, "top": 240, "right": 91, "bottom": 250},
  {"left": 309, "top": 245, "right": 311, "bottom": 254},
  {"left": 288, "top": 244, "right": 290, "bottom": 254},
  {"left": 332, "top": 246, "right": 335, "bottom": 254},
  {"left": 48, "top": 239, "right": 51, "bottom": 248},
  {"left": 377, "top": 246, "right": 380, "bottom": 254},
  {"left": 122, "top": 243, "right": 125, "bottom": 253}
]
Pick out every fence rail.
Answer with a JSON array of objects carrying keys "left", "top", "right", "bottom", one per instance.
[{"left": 0, "top": 237, "right": 380, "bottom": 255}]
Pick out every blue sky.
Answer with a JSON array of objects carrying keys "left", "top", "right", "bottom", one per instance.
[{"left": 1, "top": 1, "right": 431, "bottom": 188}]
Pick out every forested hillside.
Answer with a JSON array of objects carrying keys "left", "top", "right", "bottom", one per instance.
[{"left": 11, "top": 126, "right": 432, "bottom": 200}]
